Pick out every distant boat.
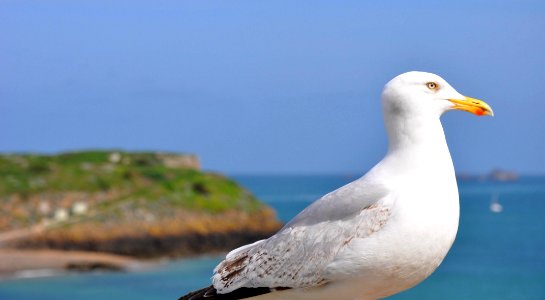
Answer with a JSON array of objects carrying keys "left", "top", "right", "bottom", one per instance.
[{"left": 490, "top": 192, "right": 503, "bottom": 213}]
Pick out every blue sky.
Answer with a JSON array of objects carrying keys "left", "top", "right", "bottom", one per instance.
[{"left": 1, "top": 1, "right": 544, "bottom": 174}]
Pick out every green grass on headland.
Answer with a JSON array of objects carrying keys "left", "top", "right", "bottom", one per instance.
[{"left": 0, "top": 151, "right": 264, "bottom": 230}]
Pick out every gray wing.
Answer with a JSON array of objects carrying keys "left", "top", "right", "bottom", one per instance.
[
  {"left": 284, "top": 177, "right": 389, "bottom": 227},
  {"left": 212, "top": 177, "right": 392, "bottom": 293}
]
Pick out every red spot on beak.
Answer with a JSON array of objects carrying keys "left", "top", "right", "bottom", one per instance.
[{"left": 475, "top": 108, "right": 484, "bottom": 116}]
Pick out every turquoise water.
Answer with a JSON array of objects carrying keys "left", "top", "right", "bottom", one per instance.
[{"left": 0, "top": 175, "right": 544, "bottom": 300}]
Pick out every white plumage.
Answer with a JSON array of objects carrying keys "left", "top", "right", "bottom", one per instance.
[{"left": 181, "top": 71, "right": 493, "bottom": 300}]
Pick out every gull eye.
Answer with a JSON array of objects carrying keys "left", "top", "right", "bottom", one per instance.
[{"left": 426, "top": 82, "right": 439, "bottom": 90}]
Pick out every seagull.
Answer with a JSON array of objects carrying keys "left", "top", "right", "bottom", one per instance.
[{"left": 179, "top": 71, "right": 493, "bottom": 300}]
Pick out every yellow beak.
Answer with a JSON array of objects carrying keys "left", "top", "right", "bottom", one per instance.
[{"left": 448, "top": 96, "right": 494, "bottom": 116}]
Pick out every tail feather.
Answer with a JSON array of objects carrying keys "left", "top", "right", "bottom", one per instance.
[
  {"left": 178, "top": 285, "right": 216, "bottom": 300},
  {"left": 178, "top": 285, "right": 290, "bottom": 300}
]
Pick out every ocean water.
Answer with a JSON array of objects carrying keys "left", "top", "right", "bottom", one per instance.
[{"left": 0, "top": 175, "right": 544, "bottom": 300}]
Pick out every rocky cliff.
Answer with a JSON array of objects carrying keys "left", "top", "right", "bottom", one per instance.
[{"left": 0, "top": 151, "right": 281, "bottom": 257}]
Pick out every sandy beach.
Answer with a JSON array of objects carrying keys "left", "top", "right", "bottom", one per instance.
[{"left": 0, "top": 249, "right": 145, "bottom": 279}]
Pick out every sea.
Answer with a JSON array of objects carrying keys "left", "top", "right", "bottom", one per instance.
[{"left": 0, "top": 175, "right": 544, "bottom": 300}]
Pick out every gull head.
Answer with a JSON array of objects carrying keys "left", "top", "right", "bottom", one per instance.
[{"left": 382, "top": 71, "right": 494, "bottom": 119}]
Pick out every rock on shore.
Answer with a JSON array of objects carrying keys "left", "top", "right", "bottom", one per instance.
[{"left": 12, "top": 209, "right": 281, "bottom": 258}]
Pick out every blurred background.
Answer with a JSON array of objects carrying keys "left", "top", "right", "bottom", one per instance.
[{"left": 1, "top": 1, "right": 544, "bottom": 300}]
